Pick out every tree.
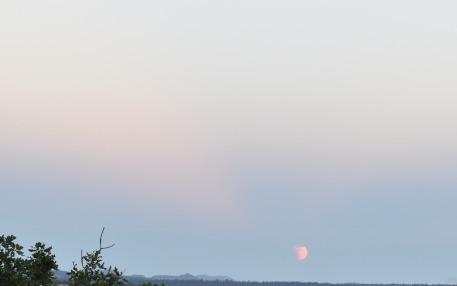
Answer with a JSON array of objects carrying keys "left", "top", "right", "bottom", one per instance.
[
  {"left": 69, "top": 227, "right": 125, "bottom": 286},
  {"left": 0, "top": 235, "right": 26, "bottom": 286},
  {"left": 27, "top": 242, "right": 58, "bottom": 286},
  {"left": 0, "top": 235, "right": 57, "bottom": 286}
]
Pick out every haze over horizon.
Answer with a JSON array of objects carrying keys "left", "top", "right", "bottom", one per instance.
[{"left": 2, "top": 1, "right": 457, "bottom": 284}]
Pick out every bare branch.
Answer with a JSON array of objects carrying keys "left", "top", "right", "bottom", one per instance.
[
  {"left": 99, "top": 227, "right": 105, "bottom": 251},
  {"left": 100, "top": 243, "right": 115, "bottom": 251},
  {"left": 99, "top": 227, "right": 115, "bottom": 251},
  {"left": 80, "top": 249, "right": 84, "bottom": 268}
]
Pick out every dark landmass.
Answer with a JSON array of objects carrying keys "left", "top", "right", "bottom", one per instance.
[
  {"left": 130, "top": 282, "right": 455, "bottom": 286},
  {"left": 125, "top": 281, "right": 456, "bottom": 286},
  {"left": 53, "top": 270, "right": 232, "bottom": 284},
  {"left": 53, "top": 271, "right": 454, "bottom": 286}
]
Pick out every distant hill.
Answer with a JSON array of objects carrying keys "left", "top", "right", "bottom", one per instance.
[
  {"left": 150, "top": 274, "right": 233, "bottom": 281},
  {"left": 127, "top": 273, "right": 233, "bottom": 284},
  {"left": 53, "top": 270, "right": 232, "bottom": 284},
  {"left": 53, "top": 270, "right": 70, "bottom": 282},
  {"left": 53, "top": 272, "right": 453, "bottom": 286}
]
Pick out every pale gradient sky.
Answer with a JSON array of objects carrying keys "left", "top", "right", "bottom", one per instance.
[{"left": 1, "top": 1, "right": 457, "bottom": 284}]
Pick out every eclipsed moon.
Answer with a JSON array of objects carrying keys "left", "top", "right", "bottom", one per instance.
[{"left": 295, "top": 246, "right": 308, "bottom": 261}]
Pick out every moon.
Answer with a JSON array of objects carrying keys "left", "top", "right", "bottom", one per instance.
[{"left": 295, "top": 246, "right": 308, "bottom": 261}]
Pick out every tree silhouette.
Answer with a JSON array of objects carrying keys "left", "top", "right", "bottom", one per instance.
[
  {"left": 69, "top": 227, "right": 125, "bottom": 286},
  {"left": 0, "top": 235, "right": 26, "bottom": 285},
  {"left": 27, "top": 242, "right": 58, "bottom": 286},
  {"left": 0, "top": 235, "right": 57, "bottom": 286}
]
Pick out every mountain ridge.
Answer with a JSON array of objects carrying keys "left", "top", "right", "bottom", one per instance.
[{"left": 53, "top": 270, "right": 232, "bottom": 283}]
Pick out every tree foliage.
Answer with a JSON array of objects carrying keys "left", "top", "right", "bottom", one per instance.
[
  {"left": 0, "top": 230, "right": 133, "bottom": 286},
  {"left": 69, "top": 227, "right": 125, "bottom": 286},
  {"left": 0, "top": 235, "right": 57, "bottom": 286},
  {"left": 0, "top": 235, "right": 26, "bottom": 285},
  {"left": 27, "top": 242, "right": 58, "bottom": 286}
]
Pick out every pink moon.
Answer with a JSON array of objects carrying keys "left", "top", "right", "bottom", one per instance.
[{"left": 295, "top": 246, "right": 308, "bottom": 261}]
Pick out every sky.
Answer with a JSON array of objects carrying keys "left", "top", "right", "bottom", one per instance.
[{"left": 1, "top": 0, "right": 457, "bottom": 284}]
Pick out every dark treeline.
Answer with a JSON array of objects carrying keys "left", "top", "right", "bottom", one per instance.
[{"left": 124, "top": 280, "right": 453, "bottom": 286}]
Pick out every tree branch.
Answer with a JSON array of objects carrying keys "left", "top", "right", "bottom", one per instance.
[
  {"left": 80, "top": 249, "right": 84, "bottom": 268},
  {"left": 99, "top": 227, "right": 115, "bottom": 251}
]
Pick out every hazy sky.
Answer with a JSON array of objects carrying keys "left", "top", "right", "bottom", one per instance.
[{"left": 2, "top": 1, "right": 457, "bottom": 284}]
